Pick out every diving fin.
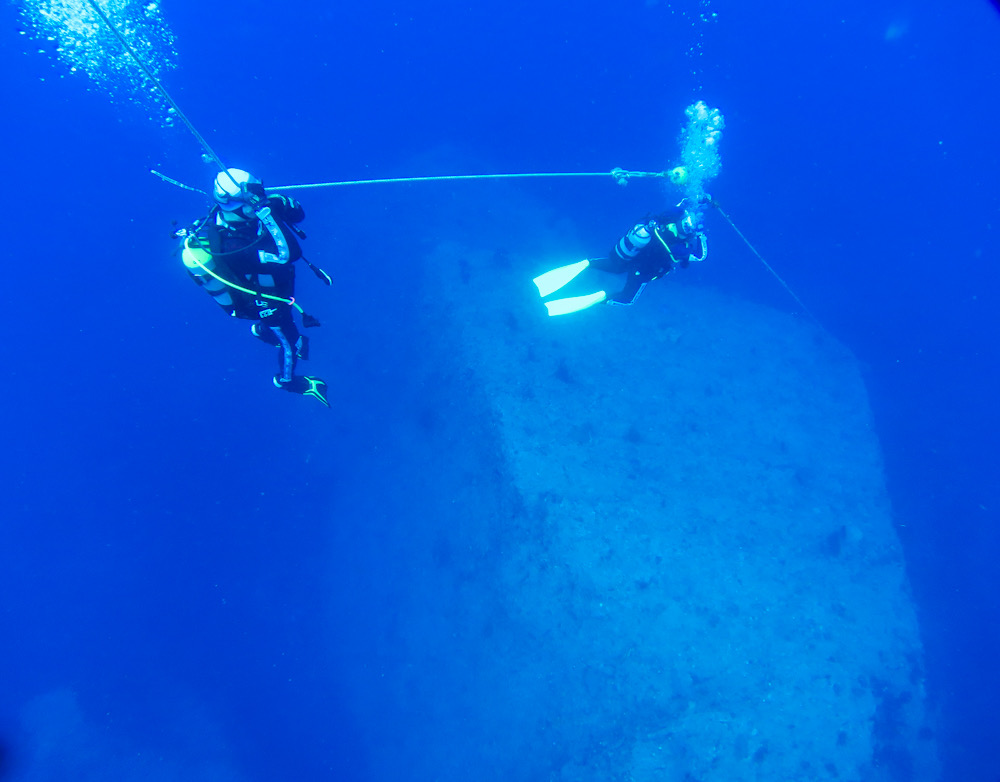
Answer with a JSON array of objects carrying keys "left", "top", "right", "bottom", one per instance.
[
  {"left": 301, "top": 376, "right": 330, "bottom": 407},
  {"left": 544, "top": 290, "right": 607, "bottom": 316},
  {"left": 532, "top": 260, "right": 591, "bottom": 298},
  {"left": 274, "top": 375, "right": 330, "bottom": 407}
]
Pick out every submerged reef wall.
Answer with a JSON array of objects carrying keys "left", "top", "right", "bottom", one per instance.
[{"left": 333, "top": 182, "right": 937, "bottom": 782}]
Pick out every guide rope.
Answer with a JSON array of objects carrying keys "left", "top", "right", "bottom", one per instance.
[
  {"left": 152, "top": 169, "right": 207, "bottom": 195},
  {"left": 714, "top": 204, "right": 820, "bottom": 324},
  {"left": 268, "top": 168, "right": 667, "bottom": 191}
]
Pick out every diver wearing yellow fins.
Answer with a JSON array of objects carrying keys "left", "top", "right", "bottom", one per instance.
[
  {"left": 533, "top": 194, "right": 712, "bottom": 316},
  {"left": 178, "top": 168, "right": 331, "bottom": 407}
]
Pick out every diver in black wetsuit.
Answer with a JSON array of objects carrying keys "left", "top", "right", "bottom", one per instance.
[
  {"left": 180, "top": 168, "right": 330, "bottom": 407},
  {"left": 532, "top": 195, "right": 711, "bottom": 316}
]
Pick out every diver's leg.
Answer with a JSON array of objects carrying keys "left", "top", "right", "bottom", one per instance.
[
  {"left": 251, "top": 321, "right": 280, "bottom": 346},
  {"left": 606, "top": 272, "right": 646, "bottom": 305},
  {"left": 589, "top": 254, "right": 629, "bottom": 274},
  {"left": 262, "top": 306, "right": 299, "bottom": 384}
]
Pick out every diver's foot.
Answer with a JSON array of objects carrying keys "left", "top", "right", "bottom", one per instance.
[{"left": 273, "top": 375, "right": 330, "bottom": 407}]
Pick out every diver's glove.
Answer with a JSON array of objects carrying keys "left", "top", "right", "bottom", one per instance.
[
  {"left": 242, "top": 182, "right": 268, "bottom": 211},
  {"left": 680, "top": 213, "right": 705, "bottom": 235},
  {"left": 269, "top": 194, "right": 305, "bottom": 224},
  {"left": 270, "top": 194, "right": 301, "bottom": 211},
  {"left": 678, "top": 194, "right": 713, "bottom": 210}
]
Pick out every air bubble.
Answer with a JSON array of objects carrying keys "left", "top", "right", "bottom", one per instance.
[
  {"left": 15, "top": 0, "right": 177, "bottom": 124},
  {"left": 672, "top": 101, "right": 725, "bottom": 201}
]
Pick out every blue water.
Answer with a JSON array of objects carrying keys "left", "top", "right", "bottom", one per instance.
[{"left": 2, "top": 0, "right": 998, "bottom": 780}]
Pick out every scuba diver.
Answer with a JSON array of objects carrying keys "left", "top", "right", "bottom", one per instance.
[
  {"left": 533, "top": 195, "right": 712, "bottom": 316},
  {"left": 179, "top": 168, "right": 330, "bottom": 407}
]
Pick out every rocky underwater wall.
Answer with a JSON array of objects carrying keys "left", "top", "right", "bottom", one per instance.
[{"left": 328, "top": 186, "right": 938, "bottom": 782}]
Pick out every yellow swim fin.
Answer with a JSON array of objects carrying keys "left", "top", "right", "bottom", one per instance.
[
  {"left": 532, "top": 259, "right": 591, "bottom": 298},
  {"left": 543, "top": 290, "right": 607, "bottom": 316}
]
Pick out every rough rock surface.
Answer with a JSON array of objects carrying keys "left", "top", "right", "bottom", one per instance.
[{"left": 407, "top": 203, "right": 937, "bottom": 781}]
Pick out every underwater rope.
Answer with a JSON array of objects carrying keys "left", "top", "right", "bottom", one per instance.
[
  {"left": 714, "top": 204, "right": 819, "bottom": 324},
  {"left": 269, "top": 167, "right": 666, "bottom": 191},
  {"left": 152, "top": 169, "right": 207, "bottom": 195}
]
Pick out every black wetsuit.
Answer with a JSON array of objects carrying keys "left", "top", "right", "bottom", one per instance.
[
  {"left": 199, "top": 195, "right": 306, "bottom": 382},
  {"left": 593, "top": 207, "right": 705, "bottom": 304}
]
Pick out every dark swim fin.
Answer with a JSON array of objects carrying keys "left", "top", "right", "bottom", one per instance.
[
  {"left": 295, "top": 335, "right": 310, "bottom": 361},
  {"left": 274, "top": 375, "right": 330, "bottom": 407},
  {"left": 301, "top": 376, "right": 330, "bottom": 407}
]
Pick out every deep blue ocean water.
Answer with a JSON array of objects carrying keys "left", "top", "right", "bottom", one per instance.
[{"left": 1, "top": 1, "right": 998, "bottom": 780}]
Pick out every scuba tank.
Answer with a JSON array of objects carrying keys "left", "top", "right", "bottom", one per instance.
[
  {"left": 182, "top": 235, "right": 235, "bottom": 313},
  {"left": 614, "top": 223, "right": 653, "bottom": 262}
]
